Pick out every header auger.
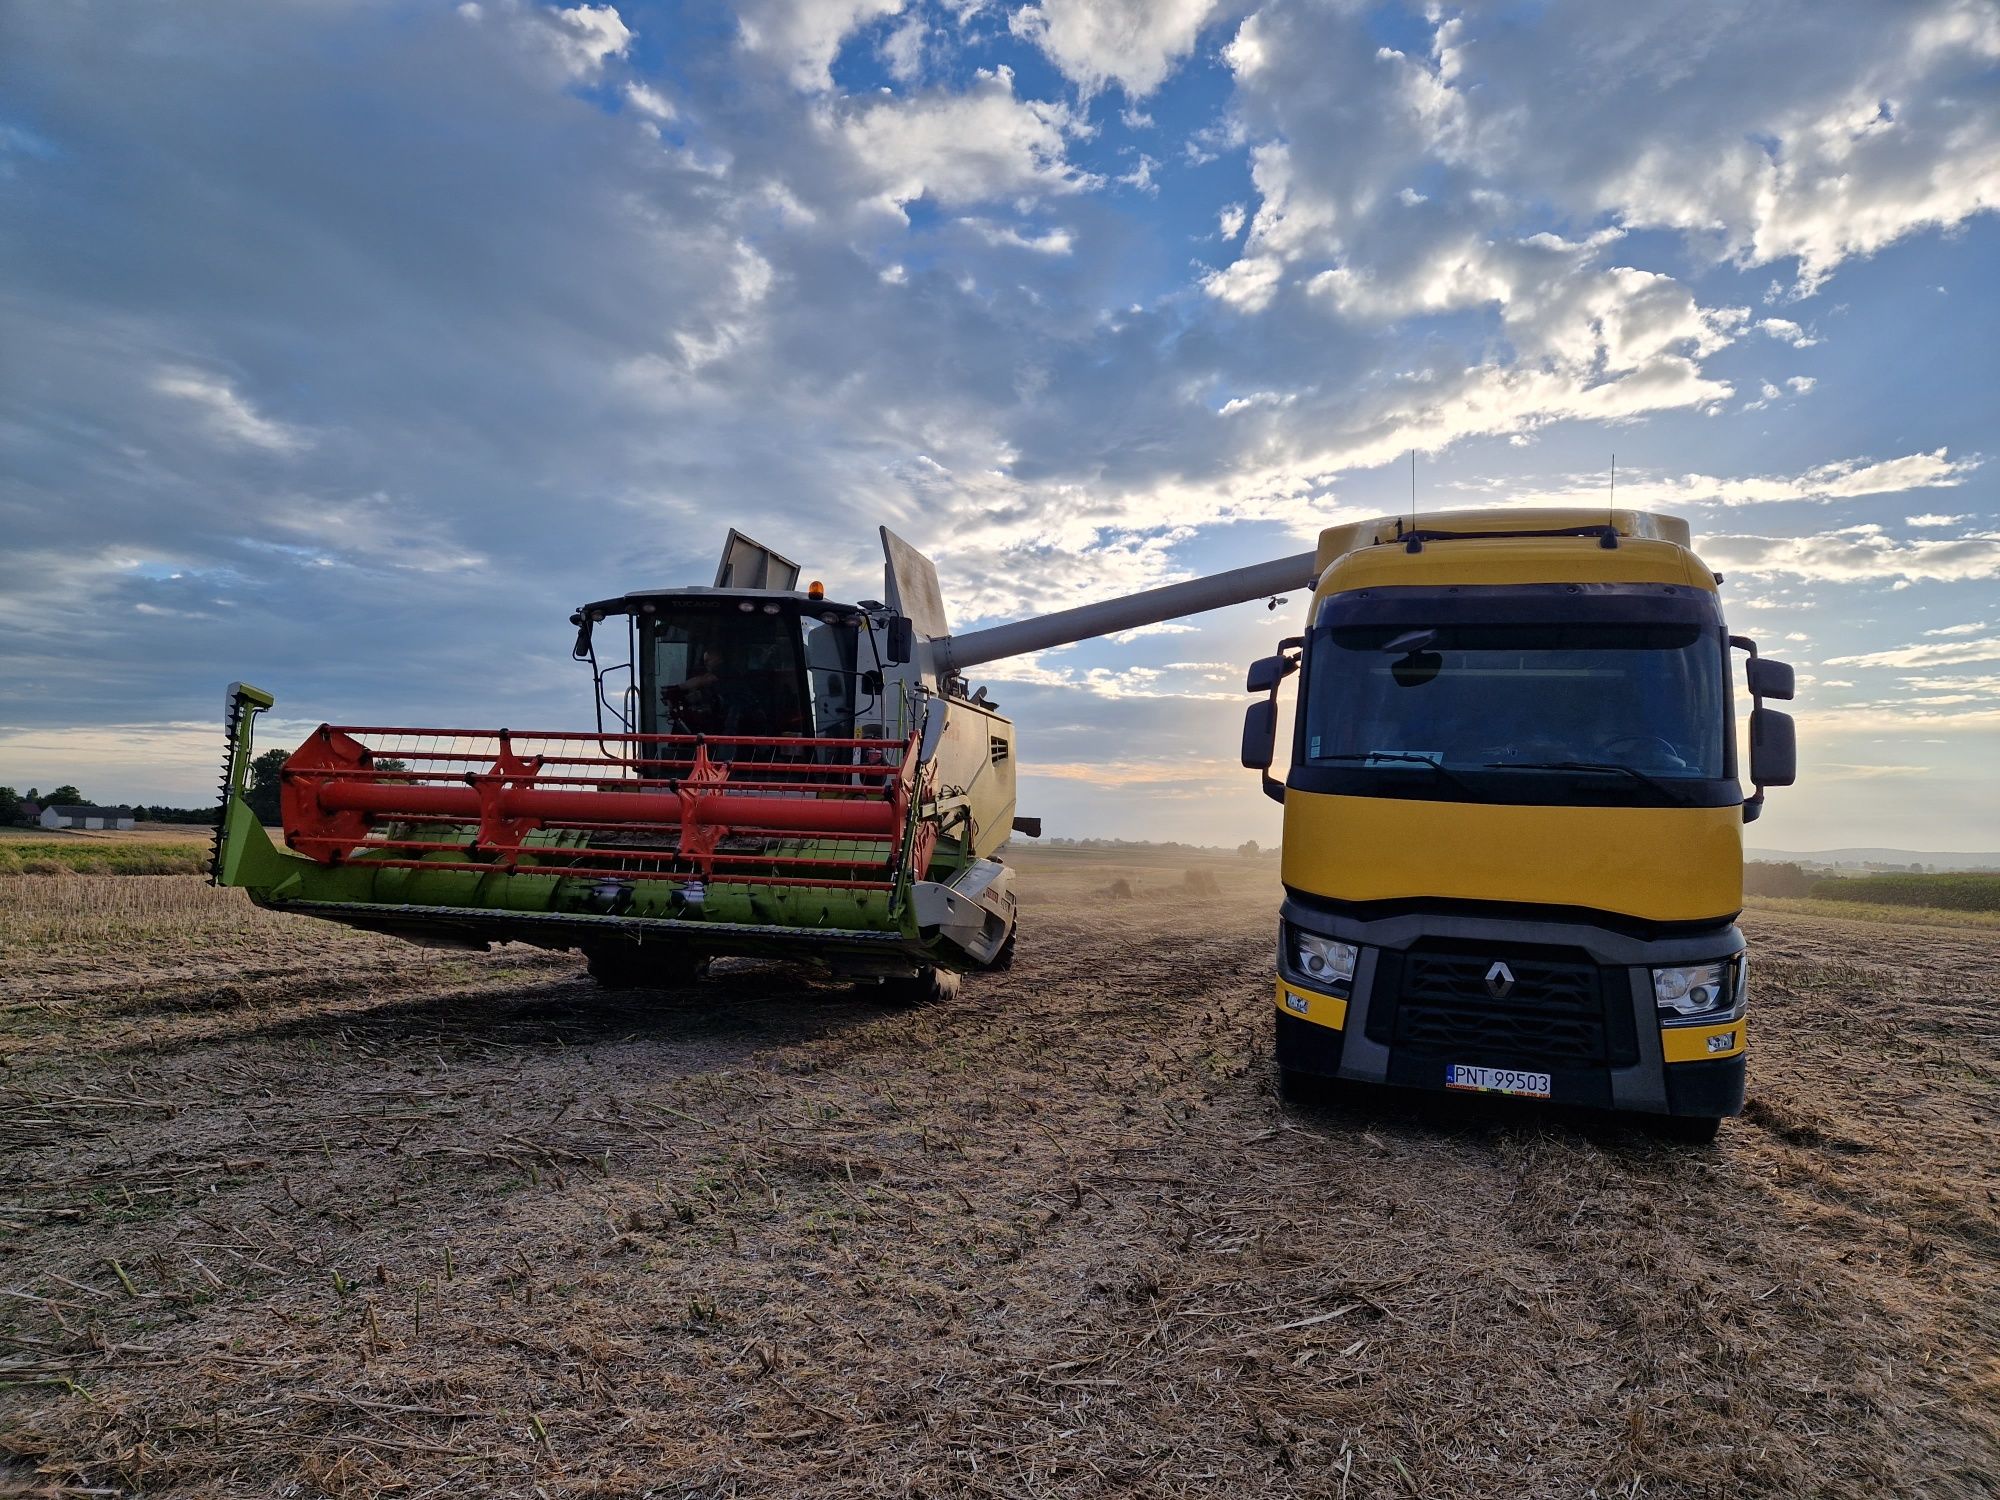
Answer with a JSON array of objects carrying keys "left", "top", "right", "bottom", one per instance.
[{"left": 212, "top": 527, "right": 1316, "bottom": 995}]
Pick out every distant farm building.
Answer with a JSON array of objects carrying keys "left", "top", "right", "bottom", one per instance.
[{"left": 39, "top": 805, "right": 136, "bottom": 831}]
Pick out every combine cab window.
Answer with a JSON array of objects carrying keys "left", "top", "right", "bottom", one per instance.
[
  {"left": 642, "top": 601, "right": 861, "bottom": 742},
  {"left": 801, "top": 615, "right": 859, "bottom": 738}
]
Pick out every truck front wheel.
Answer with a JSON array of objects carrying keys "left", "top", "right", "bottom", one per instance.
[
  {"left": 1278, "top": 1067, "right": 1333, "bottom": 1106},
  {"left": 1651, "top": 1114, "right": 1723, "bottom": 1144}
]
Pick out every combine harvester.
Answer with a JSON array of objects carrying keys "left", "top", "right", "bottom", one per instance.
[{"left": 211, "top": 528, "right": 1315, "bottom": 999}]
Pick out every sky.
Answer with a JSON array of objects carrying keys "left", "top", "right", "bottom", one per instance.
[{"left": 2, "top": 0, "right": 1997, "bottom": 852}]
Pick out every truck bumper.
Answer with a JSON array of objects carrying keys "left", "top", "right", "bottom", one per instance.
[{"left": 1276, "top": 895, "right": 1747, "bottom": 1119}]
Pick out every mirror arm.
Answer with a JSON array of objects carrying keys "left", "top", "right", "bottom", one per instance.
[
  {"left": 1263, "top": 637, "right": 1304, "bottom": 801},
  {"left": 1732, "top": 634, "right": 1765, "bottom": 820}
]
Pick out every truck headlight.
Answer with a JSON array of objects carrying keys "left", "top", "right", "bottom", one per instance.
[
  {"left": 1293, "top": 932, "right": 1358, "bottom": 989},
  {"left": 1652, "top": 960, "right": 1736, "bottom": 1021}
]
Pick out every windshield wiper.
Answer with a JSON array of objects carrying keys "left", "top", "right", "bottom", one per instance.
[
  {"left": 1316, "top": 752, "right": 1486, "bottom": 800},
  {"left": 1482, "top": 760, "right": 1690, "bottom": 805}
]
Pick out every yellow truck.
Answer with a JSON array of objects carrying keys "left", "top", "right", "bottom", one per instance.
[{"left": 1240, "top": 509, "right": 1797, "bottom": 1141}]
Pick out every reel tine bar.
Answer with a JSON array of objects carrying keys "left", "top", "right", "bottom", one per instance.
[{"left": 279, "top": 724, "right": 921, "bottom": 891}]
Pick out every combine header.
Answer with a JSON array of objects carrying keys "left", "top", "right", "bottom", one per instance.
[{"left": 212, "top": 528, "right": 1314, "bottom": 994}]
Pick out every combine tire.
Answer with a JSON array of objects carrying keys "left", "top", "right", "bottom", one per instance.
[
  {"left": 584, "top": 945, "right": 707, "bottom": 991},
  {"left": 987, "top": 928, "right": 1017, "bottom": 972},
  {"left": 879, "top": 965, "right": 961, "bottom": 1007}
]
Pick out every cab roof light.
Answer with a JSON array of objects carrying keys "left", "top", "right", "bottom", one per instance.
[{"left": 808, "top": 580, "right": 826, "bottom": 601}]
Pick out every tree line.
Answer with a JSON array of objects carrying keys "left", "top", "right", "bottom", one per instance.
[{"left": 1, "top": 751, "right": 295, "bottom": 827}]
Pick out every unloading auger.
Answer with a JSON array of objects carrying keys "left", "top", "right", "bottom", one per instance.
[{"left": 211, "top": 528, "right": 1315, "bottom": 995}]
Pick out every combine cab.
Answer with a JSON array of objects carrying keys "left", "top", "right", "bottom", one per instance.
[{"left": 212, "top": 531, "right": 1023, "bottom": 991}]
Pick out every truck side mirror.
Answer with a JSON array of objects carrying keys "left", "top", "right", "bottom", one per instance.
[
  {"left": 1246, "top": 655, "right": 1286, "bottom": 694},
  {"left": 1749, "top": 707, "right": 1797, "bottom": 788},
  {"left": 1747, "top": 657, "right": 1794, "bottom": 701},
  {"left": 1241, "top": 700, "right": 1277, "bottom": 770},
  {"left": 885, "top": 617, "right": 915, "bottom": 666},
  {"left": 571, "top": 612, "right": 594, "bottom": 662},
  {"left": 1242, "top": 701, "right": 1284, "bottom": 803}
]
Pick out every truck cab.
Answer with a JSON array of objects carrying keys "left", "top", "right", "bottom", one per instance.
[{"left": 1243, "top": 509, "right": 1798, "bottom": 1140}]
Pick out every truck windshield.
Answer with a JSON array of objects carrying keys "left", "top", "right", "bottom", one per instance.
[{"left": 1301, "top": 621, "right": 1727, "bottom": 799}]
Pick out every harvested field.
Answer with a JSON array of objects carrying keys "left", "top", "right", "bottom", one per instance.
[
  {"left": 1, "top": 846, "right": 1997, "bottom": 1498},
  {"left": 0, "top": 837, "right": 211, "bottom": 879}
]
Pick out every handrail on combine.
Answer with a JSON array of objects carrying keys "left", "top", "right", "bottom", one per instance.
[{"left": 278, "top": 723, "right": 929, "bottom": 892}]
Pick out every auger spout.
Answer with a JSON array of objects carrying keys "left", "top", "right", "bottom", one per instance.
[{"left": 935, "top": 550, "right": 1318, "bottom": 674}]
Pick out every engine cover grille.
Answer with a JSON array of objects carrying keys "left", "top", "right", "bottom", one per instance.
[{"left": 1369, "top": 940, "right": 1635, "bottom": 1069}]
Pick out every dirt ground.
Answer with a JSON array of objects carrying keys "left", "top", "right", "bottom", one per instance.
[{"left": 1, "top": 846, "right": 1996, "bottom": 1498}]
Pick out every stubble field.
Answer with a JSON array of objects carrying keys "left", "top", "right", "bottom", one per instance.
[{"left": 1, "top": 844, "right": 1996, "bottom": 1498}]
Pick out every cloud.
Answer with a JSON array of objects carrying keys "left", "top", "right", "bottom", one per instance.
[
  {"left": 880, "top": 13, "right": 928, "bottom": 82},
  {"left": 1023, "top": 756, "right": 1240, "bottom": 786},
  {"left": 536, "top": 4, "right": 632, "bottom": 79},
  {"left": 1906, "top": 670, "right": 2000, "bottom": 694},
  {"left": 1474, "top": 3, "right": 2000, "bottom": 295},
  {"left": 1707, "top": 526, "right": 2000, "bottom": 586},
  {"left": 263, "top": 493, "right": 487, "bottom": 574},
  {"left": 1923, "top": 620, "right": 1989, "bottom": 635},
  {"left": 1108, "top": 622, "right": 1197, "bottom": 644},
  {"left": 2, "top": 0, "right": 1994, "bottom": 842},
  {"left": 1118, "top": 153, "right": 1160, "bottom": 195},
  {"left": 1215, "top": 0, "right": 2000, "bottom": 309},
  {"left": 1756, "top": 317, "right": 1820, "bottom": 346},
  {"left": 959, "top": 217, "right": 1075, "bottom": 254},
  {"left": 1010, "top": 0, "right": 1229, "bottom": 97},
  {"left": 735, "top": 0, "right": 906, "bottom": 91},
  {"left": 1798, "top": 703, "right": 2000, "bottom": 734},
  {"left": 1460, "top": 448, "right": 1981, "bottom": 512},
  {"left": 1813, "top": 447, "right": 1978, "bottom": 497},
  {"left": 828, "top": 67, "right": 1096, "bottom": 210},
  {"left": 152, "top": 368, "right": 310, "bottom": 454},
  {"left": 1823, "top": 636, "right": 2000, "bottom": 668},
  {"left": 1909, "top": 512, "right": 1972, "bottom": 527},
  {"left": 623, "top": 81, "right": 676, "bottom": 119}
]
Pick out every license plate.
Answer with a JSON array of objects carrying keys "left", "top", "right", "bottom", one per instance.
[{"left": 1444, "top": 1063, "right": 1551, "bottom": 1098}]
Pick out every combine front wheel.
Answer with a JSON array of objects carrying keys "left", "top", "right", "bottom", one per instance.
[
  {"left": 584, "top": 945, "right": 708, "bottom": 991},
  {"left": 879, "top": 966, "right": 962, "bottom": 1007}
]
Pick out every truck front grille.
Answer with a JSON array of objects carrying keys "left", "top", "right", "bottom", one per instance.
[{"left": 1369, "top": 941, "right": 1635, "bottom": 1069}]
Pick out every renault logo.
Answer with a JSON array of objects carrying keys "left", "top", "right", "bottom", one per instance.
[{"left": 1485, "top": 961, "right": 1515, "bottom": 998}]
